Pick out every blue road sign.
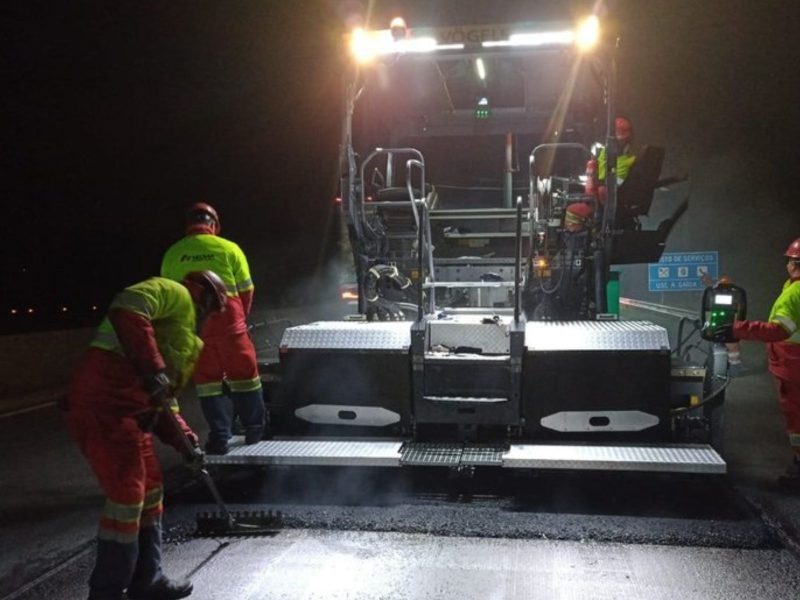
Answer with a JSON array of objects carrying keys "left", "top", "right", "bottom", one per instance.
[{"left": 648, "top": 251, "right": 718, "bottom": 292}]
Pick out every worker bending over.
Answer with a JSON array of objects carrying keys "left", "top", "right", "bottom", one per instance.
[{"left": 64, "top": 272, "right": 227, "bottom": 600}]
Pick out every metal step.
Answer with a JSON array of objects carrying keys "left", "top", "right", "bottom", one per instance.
[
  {"left": 503, "top": 443, "right": 725, "bottom": 474},
  {"left": 400, "top": 442, "right": 506, "bottom": 467},
  {"left": 206, "top": 438, "right": 725, "bottom": 474}
]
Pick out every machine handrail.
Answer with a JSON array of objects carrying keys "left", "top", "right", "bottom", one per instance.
[
  {"left": 358, "top": 147, "right": 425, "bottom": 241},
  {"left": 514, "top": 197, "right": 522, "bottom": 324},
  {"left": 527, "top": 142, "right": 591, "bottom": 221}
]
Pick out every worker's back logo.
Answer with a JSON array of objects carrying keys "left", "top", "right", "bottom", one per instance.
[{"left": 180, "top": 253, "right": 215, "bottom": 263}]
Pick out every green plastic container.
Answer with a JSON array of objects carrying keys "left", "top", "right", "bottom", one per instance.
[{"left": 606, "top": 270, "right": 620, "bottom": 316}]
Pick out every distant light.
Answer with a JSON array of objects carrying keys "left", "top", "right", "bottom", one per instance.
[
  {"left": 10, "top": 309, "right": 17, "bottom": 315},
  {"left": 27, "top": 308, "right": 35, "bottom": 314},
  {"left": 475, "top": 57, "right": 486, "bottom": 80},
  {"left": 91, "top": 305, "right": 98, "bottom": 311},
  {"left": 61, "top": 307, "right": 68, "bottom": 312},
  {"left": 576, "top": 15, "right": 600, "bottom": 51}
]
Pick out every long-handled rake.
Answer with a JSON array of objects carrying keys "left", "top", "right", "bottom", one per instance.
[{"left": 157, "top": 397, "right": 283, "bottom": 536}]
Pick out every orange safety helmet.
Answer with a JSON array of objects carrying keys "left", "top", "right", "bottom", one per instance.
[
  {"left": 786, "top": 237, "right": 800, "bottom": 260},
  {"left": 615, "top": 116, "right": 633, "bottom": 140},
  {"left": 186, "top": 202, "right": 221, "bottom": 234},
  {"left": 182, "top": 270, "right": 228, "bottom": 313}
]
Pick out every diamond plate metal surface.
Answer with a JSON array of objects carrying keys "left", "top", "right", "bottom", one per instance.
[
  {"left": 281, "top": 321, "right": 411, "bottom": 350},
  {"left": 429, "top": 314, "right": 512, "bottom": 353},
  {"left": 205, "top": 438, "right": 403, "bottom": 467},
  {"left": 205, "top": 438, "right": 724, "bottom": 473},
  {"left": 525, "top": 321, "right": 670, "bottom": 351},
  {"left": 502, "top": 443, "right": 725, "bottom": 473}
]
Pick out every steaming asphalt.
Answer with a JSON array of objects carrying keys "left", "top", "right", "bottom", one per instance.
[
  {"left": 7, "top": 459, "right": 800, "bottom": 599},
  {"left": 3, "top": 304, "right": 800, "bottom": 598}
]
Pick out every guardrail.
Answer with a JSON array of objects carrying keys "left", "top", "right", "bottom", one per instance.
[{"left": 620, "top": 296, "right": 698, "bottom": 321}]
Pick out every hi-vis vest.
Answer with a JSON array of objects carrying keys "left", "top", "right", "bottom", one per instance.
[
  {"left": 90, "top": 277, "right": 203, "bottom": 390},
  {"left": 766, "top": 279, "right": 800, "bottom": 382},
  {"left": 769, "top": 280, "right": 800, "bottom": 345},
  {"left": 160, "top": 234, "right": 253, "bottom": 336},
  {"left": 598, "top": 146, "right": 637, "bottom": 184},
  {"left": 160, "top": 234, "right": 253, "bottom": 300}
]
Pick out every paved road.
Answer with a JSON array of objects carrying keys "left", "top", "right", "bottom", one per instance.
[{"left": 2, "top": 306, "right": 800, "bottom": 599}]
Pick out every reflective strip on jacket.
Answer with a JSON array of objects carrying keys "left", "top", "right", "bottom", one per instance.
[
  {"left": 767, "top": 279, "right": 800, "bottom": 381},
  {"left": 160, "top": 233, "right": 253, "bottom": 337},
  {"left": 89, "top": 277, "right": 203, "bottom": 390}
]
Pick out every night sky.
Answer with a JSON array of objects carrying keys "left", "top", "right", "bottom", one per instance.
[{"left": 3, "top": 0, "right": 800, "bottom": 333}]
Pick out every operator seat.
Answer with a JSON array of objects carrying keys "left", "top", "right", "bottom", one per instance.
[
  {"left": 609, "top": 146, "right": 689, "bottom": 265},
  {"left": 615, "top": 145, "right": 665, "bottom": 229}
]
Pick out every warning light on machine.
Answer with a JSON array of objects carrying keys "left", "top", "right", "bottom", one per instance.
[{"left": 475, "top": 96, "right": 490, "bottom": 119}]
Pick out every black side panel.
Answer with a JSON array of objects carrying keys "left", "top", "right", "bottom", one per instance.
[
  {"left": 280, "top": 350, "right": 411, "bottom": 435},
  {"left": 522, "top": 350, "right": 671, "bottom": 442}
]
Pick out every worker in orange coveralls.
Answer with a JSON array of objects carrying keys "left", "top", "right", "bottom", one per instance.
[
  {"left": 64, "top": 272, "right": 227, "bottom": 600},
  {"left": 564, "top": 201, "right": 594, "bottom": 233},
  {"left": 161, "top": 203, "right": 264, "bottom": 455},
  {"left": 727, "top": 238, "right": 800, "bottom": 491}
]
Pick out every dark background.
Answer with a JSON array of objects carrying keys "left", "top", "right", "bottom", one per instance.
[{"left": 3, "top": 0, "right": 799, "bottom": 333}]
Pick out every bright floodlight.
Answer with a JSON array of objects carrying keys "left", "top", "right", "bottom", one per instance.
[
  {"left": 350, "top": 26, "right": 452, "bottom": 64},
  {"left": 576, "top": 15, "right": 600, "bottom": 51},
  {"left": 350, "top": 27, "right": 379, "bottom": 64}
]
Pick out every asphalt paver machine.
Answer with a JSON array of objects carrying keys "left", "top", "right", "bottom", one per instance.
[{"left": 209, "top": 12, "right": 726, "bottom": 475}]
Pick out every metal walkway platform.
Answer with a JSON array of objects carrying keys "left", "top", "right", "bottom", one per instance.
[{"left": 205, "top": 438, "right": 726, "bottom": 474}]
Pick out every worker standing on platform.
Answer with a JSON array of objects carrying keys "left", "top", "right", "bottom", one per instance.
[
  {"left": 591, "top": 116, "right": 637, "bottom": 206},
  {"left": 64, "top": 272, "right": 227, "bottom": 600},
  {"left": 729, "top": 238, "right": 800, "bottom": 491},
  {"left": 161, "top": 203, "right": 265, "bottom": 455}
]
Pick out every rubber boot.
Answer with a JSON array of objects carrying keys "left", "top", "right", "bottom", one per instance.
[
  {"left": 777, "top": 457, "right": 800, "bottom": 492},
  {"left": 200, "top": 394, "right": 231, "bottom": 454},
  {"left": 127, "top": 520, "right": 193, "bottom": 600},
  {"left": 87, "top": 538, "right": 138, "bottom": 600},
  {"left": 230, "top": 389, "right": 265, "bottom": 444}
]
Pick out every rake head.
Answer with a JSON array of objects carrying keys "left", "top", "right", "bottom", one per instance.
[{"left": 195, "top": 509, "right": 283, "bottom": 537}]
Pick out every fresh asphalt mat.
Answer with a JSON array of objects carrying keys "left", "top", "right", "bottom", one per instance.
[{"left": 161, "top": 466, "right": 777, "bottom": 549}]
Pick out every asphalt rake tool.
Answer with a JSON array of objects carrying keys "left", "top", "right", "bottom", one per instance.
[{"left": 156, "top": 396, "right": 283, "bottom": 537}]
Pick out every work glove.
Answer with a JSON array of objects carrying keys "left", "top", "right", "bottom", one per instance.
[
  {"left": 701, "top": 321, "right": 737, "bottom": 344},
  {"left": 726, "top": 344, "right": 744, "bottom": 378},
  {"left": 143, "top": 371, "right": 173, "bottom": 407},
  {"left": 184, "top": 445, "right": 206, "bottom": 473},
  {"left": 136, "top": 372, "right": 173, "bottom": 432}
]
